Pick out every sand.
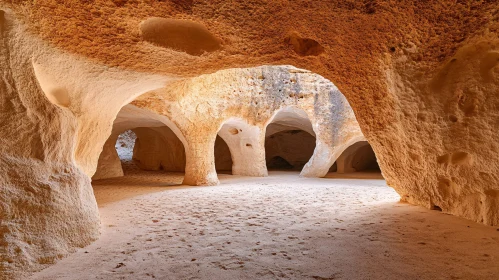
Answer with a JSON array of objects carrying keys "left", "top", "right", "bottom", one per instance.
[{"left": 30, "top": 171, "right": 499, "bottom": 280}]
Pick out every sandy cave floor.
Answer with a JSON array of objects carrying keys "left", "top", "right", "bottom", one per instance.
[{"left": 30, "top": 171, "right": 499, "bottom": 280}]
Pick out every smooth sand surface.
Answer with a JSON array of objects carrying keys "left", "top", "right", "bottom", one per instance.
[{"left": 31, "top": 171, "right": 499, "bottom": 280}]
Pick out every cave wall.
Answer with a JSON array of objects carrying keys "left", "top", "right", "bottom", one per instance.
[
  {"left": 381, "top": 40, "right": 499, "bottom": 225},
  {"left": 133, "top": 126, "right": 186, "bottom": 172},
  {"left": 335, "top": 141, "right": 380, "bottom": 173},
  {"left": 0, "top": 12, "right": 100, "bottom": 280},
  {"left": 1, "top": 1, "right": 499, "bottom": 279},
  {"left": 265, "top": 130, "right": 316, "bottom": 171}
]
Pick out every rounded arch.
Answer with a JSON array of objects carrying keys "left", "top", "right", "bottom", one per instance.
[
  {"left": 214, "top": 135, "right": 233, "bottom": 174},
  {"left": 264, "top": 107, "right": 316, "bottom": 172},
  {"left": 112, "top": 104, "right": 188, "bottom": 150},
  {"left": 92, "top": 104, "right": 188, "bottom": 180},
  {"left": 332, "top": 140, "right": 381, "bottom": 174},
  {"left": 264, "top": 106, "right": 315, "bottom": 138}
]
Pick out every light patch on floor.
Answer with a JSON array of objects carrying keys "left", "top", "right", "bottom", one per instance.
[{"left": 30, "top": 171, "right": 499, "bottom": 280}]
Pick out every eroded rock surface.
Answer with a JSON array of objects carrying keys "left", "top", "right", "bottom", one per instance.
[
  {"left": 140, "top": 17, "right": 221, "bottom": 55},
  {"left": 93, "top": 65, "right": 361, "bottom": 184},
  {"left": 129, "top": 66, "right": 362, "bottom": 185},
  {"left": 1, "top": 1, "right": 499, "bottom": 279}
]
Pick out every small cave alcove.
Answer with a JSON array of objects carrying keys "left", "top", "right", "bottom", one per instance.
[
  {"left": 265, "top": 108, "right": 316, "bottom": 172},
  {"left": 328, "top": 141, "right": 382, "bottom": 178},
  {"left": 214, "top": 135, "right": 233, "bottom": 174}
]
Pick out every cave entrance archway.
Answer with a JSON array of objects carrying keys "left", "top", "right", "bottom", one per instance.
[
  {"left": 328, "top": 141, "right": 382, "bottom": 178},
  {"left": 115, "top": 129, "right": 137, "bottom": 172},
  {"left": 214, "top": 135, "right": 233, "bottom": 174},
  {"left": 131, "top": 126, "right": 186, "bottom": 173},
  {"left": 92, "top": 105, "right": 188, "bottom": 180},
  {"left": 264, "top": 107, "right": 316, "bottom": 172}
]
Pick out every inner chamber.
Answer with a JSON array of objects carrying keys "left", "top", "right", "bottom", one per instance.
[
  {"left": 265, "top": 108, "right": 316, "bottom": 171},
  {"left": 329, "top": 141, "right": 381, "bottom": 174}
]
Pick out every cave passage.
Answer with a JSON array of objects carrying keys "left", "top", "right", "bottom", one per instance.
[
  {"left": 93, "top": 124, "right": 188, "bottom": 181},
  {"left": 115, "top": 129, "right": 138, "bottom": 173},
  {"left": 214, "top": 135, "right": 233, "bottom": 174},
  {"left": 328, "top": 141, "right": 382, "bottom": 178},
  {"left": 350, "top": 142, "right": 380, "bottom": 172},
  {"left": 265, "top": 129, "right": 316, "bottom": 171},
  {"left": 131, "top": 126, "right": 186, "bottom": 173},
  {"left": 264, "top": 108, "right": 317, "bottom": 172}
]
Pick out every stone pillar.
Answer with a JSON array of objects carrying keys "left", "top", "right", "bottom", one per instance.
[
  {"left": 182, "top": 133, "right": 219, "bottom": 186},
  {"left": 218, "top": 121, "right": 267, "bottom": 177},
  {"left": 92, "top": 133, "right": 124, "bottom": 180},
  {"left": 301, "top": 133, "right": 366, "bottom": 177},
  {"left": 300, "top": 140, "right": 336, "bottom": 177}
]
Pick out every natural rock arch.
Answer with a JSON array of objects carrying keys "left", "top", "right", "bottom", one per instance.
[
  {"left": 93, "top": 104, "right": 188, "bottom": 180},
  {"left": 334, "top": 141, "right": 381, "bottom": 174},
  {"left": 3, "top": 3, "right": 499, "bottom": 276},
  {"left": 264, "top": 107, "right": 317, "bottom": 171},
  {"left": 132, "top": 66, "right": 363, "bottom": 185}
]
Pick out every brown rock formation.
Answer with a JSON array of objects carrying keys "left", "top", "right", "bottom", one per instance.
[{"left": 1, "top": 1, "right": 498, "bottom": 278}]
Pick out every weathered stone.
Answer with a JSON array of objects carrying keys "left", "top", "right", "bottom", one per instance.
[{"left": 0, "top": 1, "right": 498, "bottom": 278}]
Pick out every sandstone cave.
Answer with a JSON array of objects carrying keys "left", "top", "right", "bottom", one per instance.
[
  {"left": 265, "top": 108, "right": 316, "bottom": 171},
  {"left": 2, "top": 2, "right": 499, "bottom": 280},
  {"left": 329, "top": 141, "right": 381, "bottom": 174},
  {"left": 214, "top": 135, "right": 233, "bottom": 174}
]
